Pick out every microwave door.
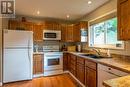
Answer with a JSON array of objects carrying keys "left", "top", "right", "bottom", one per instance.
[
  {"left": 43, "top": 30, "right": 61, "bottom": 40},
  {"left": 44, "top": 33, "right": 61, "bottom": 40},
  {"left": 44, "top": 33, "right": 57, "bottom": 38}
]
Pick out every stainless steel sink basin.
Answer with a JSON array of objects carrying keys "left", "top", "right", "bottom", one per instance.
[{"left": 79, "top": 54, "right": 109, "bottom": 59}]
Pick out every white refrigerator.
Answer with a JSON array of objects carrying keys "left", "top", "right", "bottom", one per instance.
[{"left": 3, "top": 30, "right": 33, "bottom": 83}]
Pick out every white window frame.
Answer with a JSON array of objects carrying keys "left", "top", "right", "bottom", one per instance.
[{"left": 88, "top": 15, "right": 124, "bottom": 50}]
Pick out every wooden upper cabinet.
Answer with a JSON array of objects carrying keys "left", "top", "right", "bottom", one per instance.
[
  {"left": 78, "top": 21, "right": 88, "bottom": 29},
  {"left": 118, "top": 0, "right": 130, "bottom": 40},
  {"left": 9, "top": 20, "right": 33, "bottom": 31},
  {"left": 33, "top": 24, "right": 44, "bottom": 41},
  {"left": 62, "top": 24, "right": 81, "bottom": 42},
  {"left": 73, "top": 24, "right": 81, "bottom": 42},
  {"left": 61, "top": 24, "right": 67, "bottom": 42},
  {"left": 66, "top": 25, "right": 74, "bottom": 42},
  {"left": 43, "top": 21, "right": 61, "bottom": 30}
]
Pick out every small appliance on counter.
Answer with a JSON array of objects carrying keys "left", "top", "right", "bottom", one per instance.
[
  {"left": 77, "top": 44, "right": 82, "bottom": 52},
  {"left": 67, "top": 46, "right": 76, "bottom": 52},
  {"left": 61, "top": 44, "right": 67, "bottom": 51}
]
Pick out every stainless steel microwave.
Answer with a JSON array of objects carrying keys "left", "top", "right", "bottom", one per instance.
[{"left": 43, "top": 30, "right": 61, "bottom": 40}]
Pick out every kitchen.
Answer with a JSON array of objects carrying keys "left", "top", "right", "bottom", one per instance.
[{"left": 1, "top": 0, "right": 130, "bottom": 87}]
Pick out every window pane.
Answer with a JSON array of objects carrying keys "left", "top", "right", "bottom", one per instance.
[
  {"left": 94, "top": 22, "right": 105, "bottom": 44},
  {"left": 106, "top": 18, "right": 122, "bottom": 44}
]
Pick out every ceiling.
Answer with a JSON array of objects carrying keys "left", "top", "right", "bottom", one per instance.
[{"left": 15, "top": 0, "right": 110, "bottom": 21}]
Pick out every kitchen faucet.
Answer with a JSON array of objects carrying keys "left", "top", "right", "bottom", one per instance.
[{"left": 92, "top": 48, "right": 101, "bottom": 56}]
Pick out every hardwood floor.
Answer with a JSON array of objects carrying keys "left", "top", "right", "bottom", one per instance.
[{"left": 1, "top": 74, "right": 80, "bottom": 87}]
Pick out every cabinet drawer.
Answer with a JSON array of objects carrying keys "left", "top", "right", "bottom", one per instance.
[
  {"left": 85, "top": 60, "right": 97, "bottom": 70},
  {"left": 77, "top": 57, "right": 85, "bottom": 65}
]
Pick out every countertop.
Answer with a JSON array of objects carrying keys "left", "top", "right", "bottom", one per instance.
[
  {"left": 69, "top": 52, "right": 130, "bottom": 73},
  {"left": 33, "top": 51, "right": 130, "bottom": 87},
  {"left": 33, "top": 51, "right": 130, "bottom": 73},
  {"left": 68, "top": 52, "right": 130, "bottom": 87},
  {"left": 103, "top": 75, "right": 130, "bottom": 87},
  {"left": 33, "top": 52, "right": 44, "bottom": 55}
]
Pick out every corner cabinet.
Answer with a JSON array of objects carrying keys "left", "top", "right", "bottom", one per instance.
[
  {"left": 63, "top": 53, "right": 97, "bottom": 87},
  {"left": 118, "top": 0, "right": 130, "bottom": 40}
]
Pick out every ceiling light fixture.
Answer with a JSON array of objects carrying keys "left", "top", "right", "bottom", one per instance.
[
  {"left": 37, "top": 11, "right": 40, "bottom": 15},
  {"left": 66, "top": 15, "right": 70, "bottom": 18},
  {"left": 88, "top": 1, "right": 92, "bottom": 4}
]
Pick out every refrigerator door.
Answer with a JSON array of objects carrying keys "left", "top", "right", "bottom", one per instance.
[
  {"left": 3, "top": 48, "right": 33, "bottom": 83},
  {"left": 4, "top": 30, "right": 33, "bottom": 48}
]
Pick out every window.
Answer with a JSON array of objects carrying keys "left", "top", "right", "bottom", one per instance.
[{"left": 89, "top": 17, "right": 124, "bottom": 49}]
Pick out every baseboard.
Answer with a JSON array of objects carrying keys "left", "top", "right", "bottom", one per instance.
[
  {"left": 0, "top": 82, "right": 2, "bottom": 86},
  {"left": 33, "top": 74, "right": 44, "bottom": 78},
  {"left": 64, "top": 71, "right": 85, "bottom": 87}
]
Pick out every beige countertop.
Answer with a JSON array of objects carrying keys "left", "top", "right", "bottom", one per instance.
[
  {"left": 67, "top": 52, "right": 130, "bottom": 87},
  {"left": 33, "top": 51, "right": 130, "bottom": 73},
  {"left": 33, "top": 52, "right": 44, "bottom": 55},
  {"left": 33, "top": 51, "right": 130, "bottom": 87},
  {"left": 68, "top": 52, "right": 130, "bottom": 73},
  {"left": 103, "top": 75, "right": 130, "bottom": 87}
]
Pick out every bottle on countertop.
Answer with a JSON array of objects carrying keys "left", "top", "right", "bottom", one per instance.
[
  {"left": 62, "top": 44, "right": 67, "bottom": 51},
  {"left": 77, "top": 44, "right": 82, "bottom": 52}
]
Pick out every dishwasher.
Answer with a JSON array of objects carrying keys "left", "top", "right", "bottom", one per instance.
[{"left": 98, "top": 64, "right": 129, "bottom": 87}]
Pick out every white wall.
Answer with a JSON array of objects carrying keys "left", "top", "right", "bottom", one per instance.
[
  {"left": 0, "top": 18, "right": 2, "bottom": 83},
  {"left": 81, "top": 0, "right": 130, "bottom": 56}
]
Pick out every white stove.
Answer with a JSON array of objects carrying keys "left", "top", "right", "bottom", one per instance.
[{"left": 43, "top": 45, "right": 63, "bottom": 76}]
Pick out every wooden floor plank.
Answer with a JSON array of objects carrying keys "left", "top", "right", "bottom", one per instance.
[{"left": 1, "top": 74, "right": 78, "bottom": 87}]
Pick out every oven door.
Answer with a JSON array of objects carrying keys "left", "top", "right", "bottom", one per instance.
[{"left": 44, "top": 53, "right": 63, "bottom": 71}]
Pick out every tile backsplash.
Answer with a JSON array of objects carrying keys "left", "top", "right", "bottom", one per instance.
[{"left": 33, "top": 40, "right": 88, "bottom": 52}]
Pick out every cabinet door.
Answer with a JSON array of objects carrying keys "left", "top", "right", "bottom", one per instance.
[
  {"left": 76, "top": 63, "right": 85, "bottom": 84},
  {"left": 63, "top": 53, "right": 68, "bottom": 71},
  {"left": 33, "top": 24, "right": 43, "bottom": 41},
  {"left": 66, "top": 25, "right": 74, "bottom": 42},
  {"left": 73, "top": 24, "right": 80, "bottom": 42},
  {"left": 33, "top": 54, "right": 43, "bottom": 74},
  {"left": 19, "top": 22, "right": 33, "bottom": 31},
  {"left": 85, "top": 67, "right": 97, "bottom": 87},
  {"left": 118, "top": 0, "right": 130, "bottom": 40},
  {"left": 8, "top": 20, "right": 20, "bottom": 30},
  {"left": 61, "top": 25, "right": 67, "bottom": 42},
  {"left": 67, "top": 54, "right": 71, "bottom": 71}
]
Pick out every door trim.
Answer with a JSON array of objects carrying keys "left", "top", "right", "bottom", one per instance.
[{"left": 0, "top": 82, "right": 2, "bottom": 86}]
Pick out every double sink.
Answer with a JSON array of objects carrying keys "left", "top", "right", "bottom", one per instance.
[{"left": 79, "top": 53, "right": 111, "bottom": 59}]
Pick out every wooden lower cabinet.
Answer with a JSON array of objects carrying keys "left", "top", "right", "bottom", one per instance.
[
  {"left": 63, "top": 53, "right": 97, "bottom": 87},
  {"left": 70, "top": 54, "right": 77, "bottom": 76},
  {"left": 76, "top": 63, "right": 85, "bottom": 84},
  {"left": 33, "top": 54, "right": 43, "bottom": 74},
  {"left": 85, "top": 60, "right": 97, "bottom": 87},
  {"left": 63, "top": 53, "right": 68, "bottom": 71}
]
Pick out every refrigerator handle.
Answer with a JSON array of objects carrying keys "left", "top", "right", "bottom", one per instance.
[
  {"left": 28, "top": 37, "right": 33, "bottom": 79},
  {"left": 28, "top": 39, "right": 31, "bottom": 64}
]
